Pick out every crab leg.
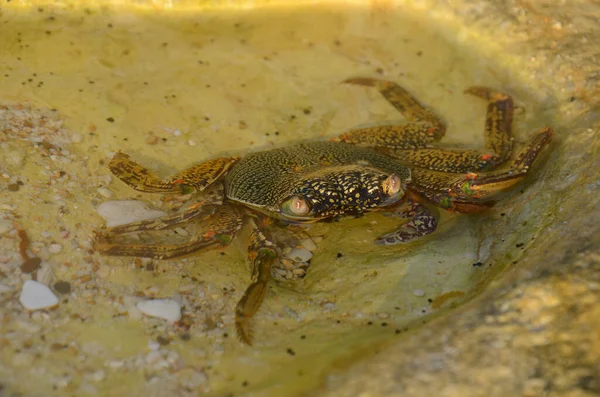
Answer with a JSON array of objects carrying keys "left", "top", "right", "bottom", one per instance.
[
  {"left": 376, "top": 200, "right": 439, "bottom": 245},
  {"left": 465, "top": 86, "right": 514, "bottom": 164},
  {"left": 235, "top": 218, "right": 277, "bottom": 345},
  {"left": 410, "top": 126, "right": 553, "bottom": 212},
  {"left": 376, "top": 86, "right": 515, "bottom": 172},
  {"left": 335, "top": 78, "right": 446, "bottom": 149},
  {"left": 109, "top": 151, "right": 239, "bottom": 194},
  {"left": 95, "top": 204, "right": 243, "bottom": 259},
  {"left": 98, "top": 203, "right": 217, "bottom": 236},
  {"left": 338, "top": 79, "right": 517, "bottom": 173}
]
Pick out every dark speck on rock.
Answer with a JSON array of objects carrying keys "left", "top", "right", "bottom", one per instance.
[
  {"left": 20, "top": 258, "right": 42, "bottom": 273},
  {"left": 53, "top": 280, "right": 71, "bottom": 294}
]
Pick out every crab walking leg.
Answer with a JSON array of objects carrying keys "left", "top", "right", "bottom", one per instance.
[
  {"left": 459, "top": 126, "right": 554, "bottom": 197},
  {"left": 235, "top": 220, "right": 278, "bottom": 345},
  {"left": 95, "top": 204, "right": 243, "bottom": 259},
  {"left": 410, "top": 126, "right": 553, "bottom": 212},
  {"left": 334, "top": 78, "right": 446, "bottom": 149},
  {"left": 109, "top": 151, "right": 239, "bottom": 194},
  {"left": 370, "top": 86, "right": 516, "bottom": 172},
  {"left": 465, "top": 86, "right": 514, "bottom": 164},
  {"left": 375, "top": 201, "right": 439, "bottom": 245},
  {"left": 98, "top": 203, "right": 217, "bottom": 236}
]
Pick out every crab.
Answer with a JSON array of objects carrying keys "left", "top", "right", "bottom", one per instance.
[{"left": 94, "top": 78, "right": 553, "bottom": 345}]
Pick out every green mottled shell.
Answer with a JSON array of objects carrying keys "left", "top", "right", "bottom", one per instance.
[{"left": 224, "top": 141, "right": 411, "bottom": 210}]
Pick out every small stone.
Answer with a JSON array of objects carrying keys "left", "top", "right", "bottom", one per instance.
[
  {"left": 300, "top": 238, "right": 317, "bottom": 251},
  {"left": 79, "top": 383, "right": 98, "bottom": 395},
  {"left": 186, "top": 370, "right": 208, "bottom": 388},
  {"left": 37, "top": 263, "right": 54, "bottom": 285},
  {"left": 174, "top": 227, "right": 189, "bottom": 237},
  {"left": 53, "top": 281, "right": 71, "bottom": 294},
  {"left": 137, "top": 299, "right": 182, "bottom": 322},
  {"left": 91, "top": 369, "right": 106, "bottom": 382},
  {"left": 12, "top": 352, "right": 35, "bottom": 367},
  {"left": 96, "top": 265, "right": 111, "bottom": 278},
  {"left": 286, "top": 248, "right": 313, "bottom": 263},
  {"left": 71, "top": 133, "right": 83, "bottom": 143},
  {"left": 97, "top": 200, "right": 167, "bottom": 227},
  {"left": 97, "top": 187, "right": 113, "bottom": 198},
  {"left": 293, "top": 268, "right": 306, "bottom": 276},
  {"left": 148, "top": 341, "right": 161, "bottom": 351},
  {"left": 106, "top": 360, "right": 125, "bottom": 369},
  {"left": 0, "top": 220, "right": 13, "bottom": 234},
  {"left": 20, "top": 257, "right": 42, "bottom": 273},
  {"left": 0, "top": 284, "right": 12, "bottom": 293},
  {"left": 19, "top": 280, "right": 59, "bottom": 310},
  {"left": 15, "top": 320, "right": 41, "bottom": 333},
  {"left": 146, "top": 135, "right": 159, "bottom": 145},
  {"left": 413, "top": 289, "right": 426, "bottom": 297},
  {"left": 124, "top": 296, "right": 143, "bottom": 320},
  {"left": 48, "top": 243, "right": 63, "bottom": 254},
  {"left": 7, "top": 183, "right": 19, "bottom": 192},
  {"left": 145, "top": 350, "right": 164, "bottom": 366}
]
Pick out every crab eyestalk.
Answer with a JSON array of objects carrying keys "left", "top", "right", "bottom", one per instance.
[{"left": 281, "top": 196, "right": 311, "bottom": 217}]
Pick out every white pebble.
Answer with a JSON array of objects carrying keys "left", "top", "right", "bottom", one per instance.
[
  {"left": 412, "top": 289, "right": 426, "bottom": 297},
  {"left": 300, "top": 238, "right": 317, "bottom": 252},
  {"left": 137, "top": 299, "right": 181, "bottom": 322},
  {"left": 48, "top": 243, "right": 63, "bottom": 254},
  {"left": 0, "top": 220, "right": 13, "bottom": 234},
  {"left": 97, "top": 187, "right": 113, "bottom": 198},
  {"left": 286, "top": 248, "right": 313, "bottom": 263},
  {"left": 106, "top": 360, "right": 125, "bottom": 369},
  {"left": 148, "top": 341, "right": 161, "bottom": 351},
  {"left": 19, "top": 280, "right": 59, "bottom": 310},
  {"left": 97, "top": 200, "right": 167, "bottom": 227}
]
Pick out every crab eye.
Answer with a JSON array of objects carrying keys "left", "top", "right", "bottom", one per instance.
[
  {"left": 281, "top": 196, "right": 311, "bottom": 216},
  {"left": 382, "top": 173, "right": 402, "bottom": 196}
]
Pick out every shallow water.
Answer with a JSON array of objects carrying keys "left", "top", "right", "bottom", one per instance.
[{"left": 0, "top": 2, "right": 552, "bottom": 396}]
